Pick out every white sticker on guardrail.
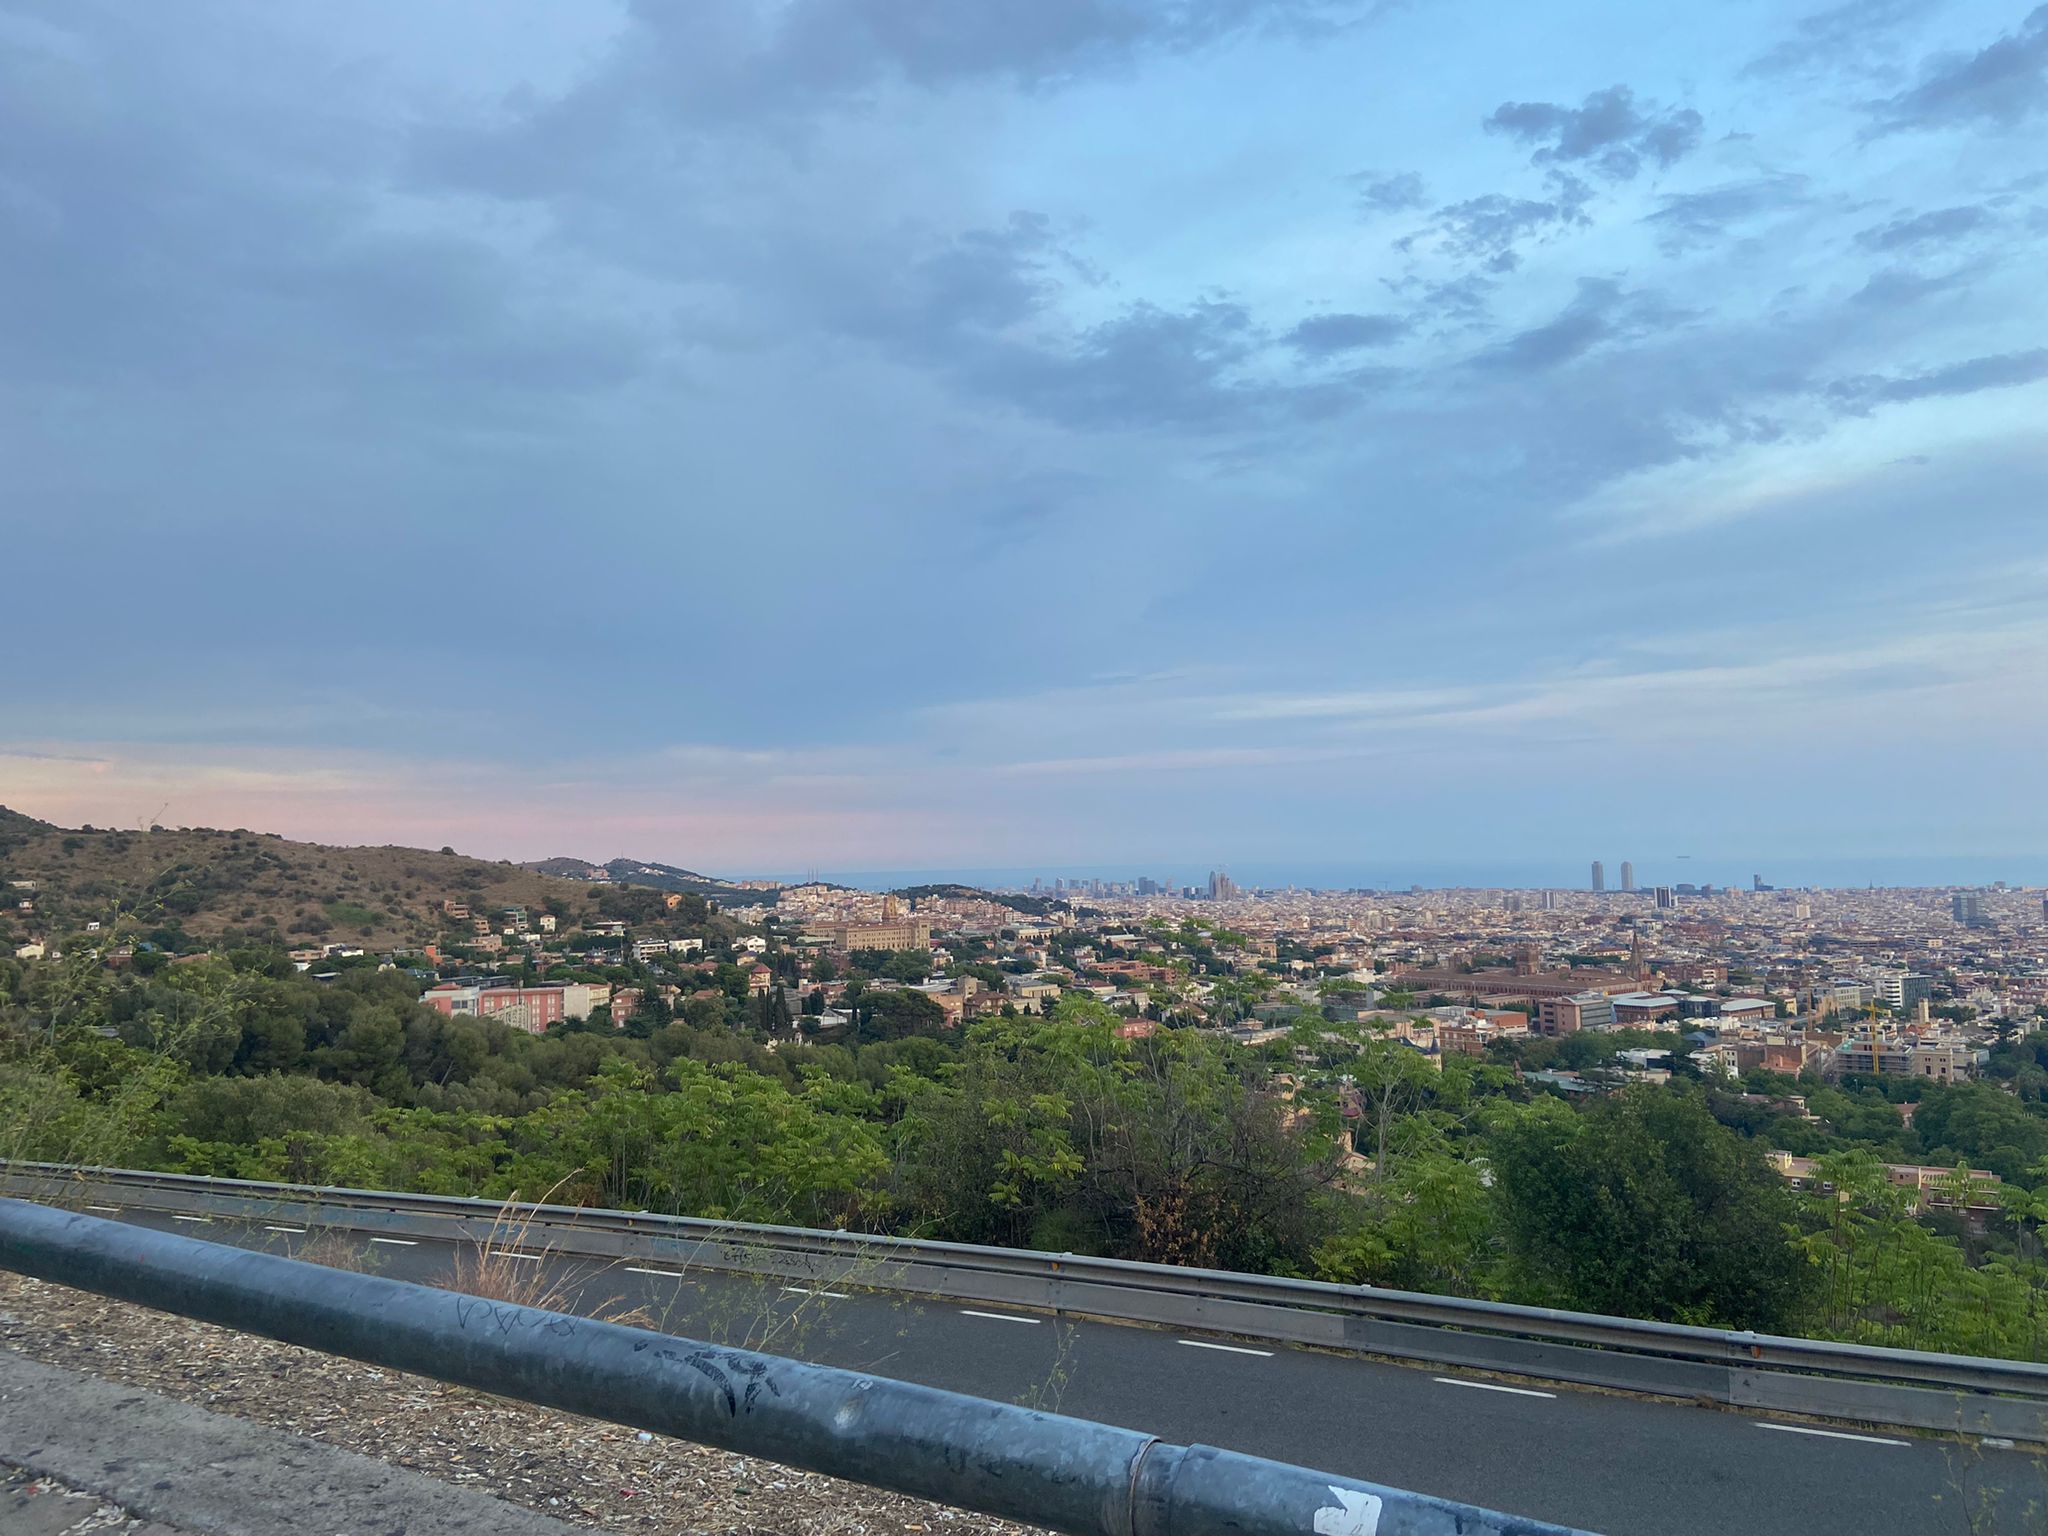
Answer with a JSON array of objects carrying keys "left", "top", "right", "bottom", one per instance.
[{"left": 1313, "top": 1487, "right": 1382, "bottom": 1536}]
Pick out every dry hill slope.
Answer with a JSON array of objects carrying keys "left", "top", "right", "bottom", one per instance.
[{"left": 0, "top": 808, "right": 605, "bottom": 950}]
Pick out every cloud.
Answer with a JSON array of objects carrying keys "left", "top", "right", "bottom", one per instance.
[
  {"left": 1284, "top": 312, "right": 1410, "bottom": 354},
  {"left": 1848, "top": 263, "right": 1983, "bottom": 306},
  {"left": 823, "top": 210, "right": 1082, "bottom": 354},
  {"left": 1484, "top": 85, "right": 1703, "bottom": 180},
  {"left": 933, "top": 602, "right": 2048, "bottom": 768},
  {"left": 451, "top": 0, "right": 1371, "bottom": 151},
  {"left": 1214, "top": 686, "right": 1481, "bottom": 721},
  {"left": 0, "top": 9, "right": 653, "bottom": 423},
  {"left": 1828, "top": 348, "right": 2048, "bottom": 410},
  {"left": 815, "top": 214, "right": 1386, "bottom": 429},
  {"left": 998, "top": 744, "right": 1362, "bottom": 776},
  {"left": 959, "top": 297, "right": 1286, "bottom": 430},
  {"left": 1643, "top": 174, "right": 1812, "bottom": 253},
  {"left": 1745, "top": 0, "right": 1940, "bottom": 81},
  {"left": 399, "top": 5, "right": 1415, "bottom": 445},
  {"left": 1408, "top": 175, "right": 1594, "bottom": 270},
  {"left": 1871, "top": 4, "right": 2048, "bottom": 131},
  {"left": 1408, "top": 272, "right": 1497, "bottom": 325},
  {"left": 10, "top": 0, "right": 2048, "bottom": 869},
  {"left": 772, "top": 0, "right": 1371, "bottom": 89},
  {"left": 1855, "top": 204, "right": 1993, "bottom": 249},
  {"left": 1349, "top": 170, "right": 1428, "bottom": 214},
  {"left": 1474, "top": 278, "right": 1652, "bottom": 372}
]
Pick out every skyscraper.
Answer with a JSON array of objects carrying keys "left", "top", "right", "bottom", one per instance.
[
  {"left": 1591, "top": 861, "right": 1606, "bottom": 893},
  {"left": 1953, "top": 892, "right": 1987, "bottom": 928},
  {"left": 1620, "top": 861, "right": 1635, "bottom": 892},
  {"left": 1654, "top": 887, "right": 1675, "bottom": 909}
]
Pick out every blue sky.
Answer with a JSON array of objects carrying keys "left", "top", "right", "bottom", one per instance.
[{"left": 3, "top": 0, "right": 2046, "bottom": 874}]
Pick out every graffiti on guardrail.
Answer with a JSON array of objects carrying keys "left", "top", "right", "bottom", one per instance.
[{"left": 1315, "top": 1486, "right": 1383, "bottom": 1536}]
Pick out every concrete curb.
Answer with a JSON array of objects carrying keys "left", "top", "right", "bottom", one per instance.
[{"left": 0, "top": 1349, "right": 588, "bottom": 1536}]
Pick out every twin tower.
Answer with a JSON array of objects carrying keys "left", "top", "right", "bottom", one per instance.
[{"left": 1589, "top": 860, "right": 1635, "bottom": 892}]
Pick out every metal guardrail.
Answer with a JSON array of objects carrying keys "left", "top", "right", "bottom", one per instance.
[
  {"left": 0, "top": 1199, "right": 1587, "bottom": 1536},
  {"left": 7, "top": 1162, "right": 2047, "bottom": 1441}
]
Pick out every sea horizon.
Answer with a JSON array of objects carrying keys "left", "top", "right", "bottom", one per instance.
[{"left": 773, "top": 856, "right": 2048, "bottom": 896}]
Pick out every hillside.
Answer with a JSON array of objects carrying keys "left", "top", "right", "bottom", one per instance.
[
  {"left": 890, "top": 883, "right": 1066, "bottom": 916},
  {"left": 0, "top": 808, "right": 607, "bottom": 950},
  {"left": 521, "top": 854, "right": 779, "bottom": 905}
]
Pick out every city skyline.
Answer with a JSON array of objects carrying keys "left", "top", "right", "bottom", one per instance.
[
  {"left": 5, "top": 2, "right": 2048, "bottom": 868},
  {"left": 808, "top": 855, "right": 2047, "bottom": 894}
]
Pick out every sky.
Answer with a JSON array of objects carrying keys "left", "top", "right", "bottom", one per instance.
[{"left": 3, "top": 0, "right": 2047, "bottom": 879}]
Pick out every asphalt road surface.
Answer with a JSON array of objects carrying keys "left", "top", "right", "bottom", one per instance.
[{"left": 64, "top": 1205, "right": 2047, "bottom": 1536}]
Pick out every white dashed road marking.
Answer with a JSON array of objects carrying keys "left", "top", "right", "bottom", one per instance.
[
  {"left": 1433, "top": 1377, "right": 1556, "bottom": 1398},
  {"left": 783, "top": 1285, "right": 852, "bottom": 1299},
  {"left": 369, "top": 1236, "right": 419, "bottom": 1246},
  {"left": 170, "top": 1214, "right": 211, "bottom": 1224},
  {"left": 1179, "top": 1340, "right": 1273, "bottom": 1357},
  {"left": 626, "top": 1266, "right": 687, "bottom": 1278},
  {"left": 264, "top": 1225, "right": 307, "bottom": 1234},
  {"left": 85, "top": 1205, "right": 120, "bottom": 1213},
  {"left": 1757, "top": 1423, "right": 1907, "bottom": 1447},
  {"left": 960, "top": 1309, "right": 1041, "bottom": 1324}
]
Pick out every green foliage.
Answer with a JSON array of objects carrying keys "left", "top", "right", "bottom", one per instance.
[
  {"left": 893, "top": 998, "right": 1337, "bottom": 1271},
  {"left": 593, "top": 886, "right": 674, "bottom": 925},
  {"left": 1485, "top": 1088, "right": 1813, "bottom": 1330},
  {"left": 1504, "top": 1027, "right": 1684, "bottom": 1074},
  {"left": 1797, "top": 1151, "right": 2048, "bottom": 1359},
  {"left": 168, "top": 1074, "right": 376, "bottom": 1146},
  {"left": 1913, "top": 1084, "right": 2048, "bottom": 1183},
  {"left": 1315, "top": 1151, "right": 1494, "bottom": 1294},
  {"left": 851, "top": 987, "right": 948, "bottom": 1042},
  {"left": 849, "top": 949, "right": 933, "bottom": 984},
  {"left": 498, "top": 1058, "right": 887, "bottom": 1224},
  {"left": 16, "top": 949, "right": 2048, "bottom": 1363}
]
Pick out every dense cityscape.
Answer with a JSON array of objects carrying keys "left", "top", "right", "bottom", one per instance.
[{"left": 10, "top": 806, "right": 2048, "bottom": 1235}]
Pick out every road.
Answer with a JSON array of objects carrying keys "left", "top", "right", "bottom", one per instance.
[{"left": 69, "top": 1205, "right": 2046, "bottom": 1536}]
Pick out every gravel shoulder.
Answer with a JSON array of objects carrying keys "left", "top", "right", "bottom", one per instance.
[
  {"left": 2, "top": 1465, "right": 188, "bottom": 1536},
  {"left": 0, "top": 1273, "right": 1050, "bottom": 1536}
]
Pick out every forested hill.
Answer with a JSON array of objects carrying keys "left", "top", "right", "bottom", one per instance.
[
  {"left": 0, "top": 808, "right": 610, "bottom": 950},
  {"left": 521, "top": 855, "right": 776, "bottom": 905}
]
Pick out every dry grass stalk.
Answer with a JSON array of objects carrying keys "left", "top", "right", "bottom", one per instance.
[{"left": 437, "top": 1184, "right": 653, "bottom": 1328}]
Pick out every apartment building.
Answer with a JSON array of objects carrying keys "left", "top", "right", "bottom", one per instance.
[
  {"left": 420, "top": 981, "right": 567, "bottom": 1034},
  {"left": 1535, "top": 990, "right": 1616, "bottom": 1037},
  {"left": 1835, "top": 1034, "right": 1979, "bottom": 1082}
]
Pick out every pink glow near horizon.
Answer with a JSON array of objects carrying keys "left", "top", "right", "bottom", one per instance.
[{"left": 0, "top": 750, "right": 950, "bottom": 874}]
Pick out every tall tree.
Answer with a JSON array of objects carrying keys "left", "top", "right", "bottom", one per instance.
[{"left": 1486, "top": 1087, "right": 1811, "bottom": 1330}]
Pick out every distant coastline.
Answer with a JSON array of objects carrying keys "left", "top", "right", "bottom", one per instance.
[{"left": 796, "top": 857, "right": 2048, "bottom": 895}]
